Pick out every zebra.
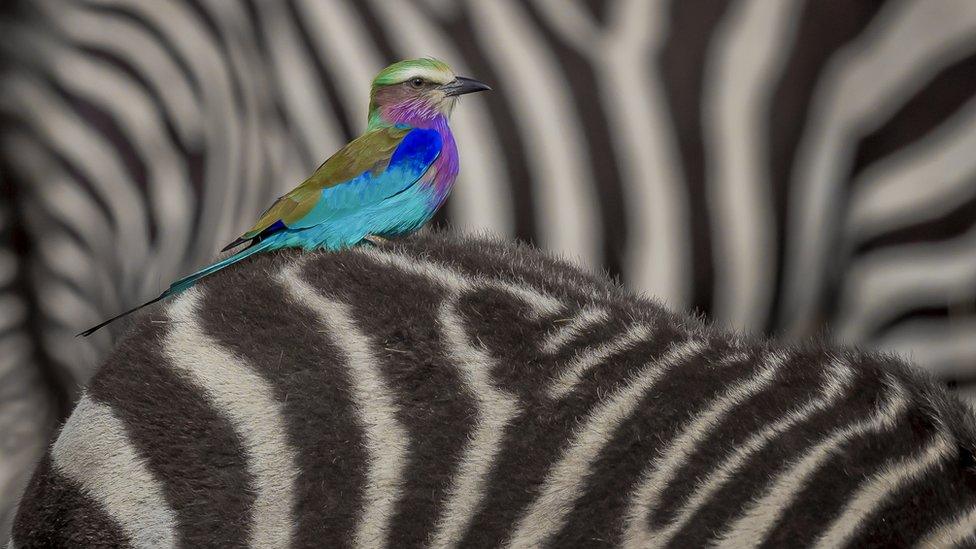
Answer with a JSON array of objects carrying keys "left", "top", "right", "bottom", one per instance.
[
  {"left": 10, "top": 232, "right": 976, "bottom": 548},
  {"left": 4, "top": 1, "right": 976, "bottom": 542}
]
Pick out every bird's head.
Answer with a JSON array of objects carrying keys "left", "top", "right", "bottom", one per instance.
[{"left": 367, "top": 58, "right": 491, "bottom": 129}]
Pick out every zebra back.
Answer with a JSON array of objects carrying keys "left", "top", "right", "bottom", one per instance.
[{"left": 11, "top": 232, "right": 976, "bottom": 548}]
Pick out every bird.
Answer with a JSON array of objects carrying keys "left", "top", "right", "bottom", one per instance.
[{"left": 79, "top": 58, "right": 490, "bottom": 337}]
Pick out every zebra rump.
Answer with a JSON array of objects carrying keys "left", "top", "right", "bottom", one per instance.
[{"left": 10, "top": 232, "right": 976, "bottom": 548}]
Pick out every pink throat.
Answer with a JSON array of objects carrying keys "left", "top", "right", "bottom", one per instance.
[{"left": 380, "top": 100, "right": 446, "bottom": 129}]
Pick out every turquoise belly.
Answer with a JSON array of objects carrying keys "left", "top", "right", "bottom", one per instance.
[{"left": 269, "top": 184, "right": 438, "bottom": 251}]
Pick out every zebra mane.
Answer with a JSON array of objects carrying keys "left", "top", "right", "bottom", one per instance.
[{"left": 12, "top": 230, "right": 976, "bottom": 547}]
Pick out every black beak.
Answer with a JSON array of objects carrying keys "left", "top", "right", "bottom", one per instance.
[{"left": 441, "top": 76, "right": 492, "bottom": 97}]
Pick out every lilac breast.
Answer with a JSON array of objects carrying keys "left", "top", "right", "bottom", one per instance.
[
  {"left": 380, "top": 106, "right": 460, "bottom": 211},
  {"left": 427, "top": 118, "right": 459, "bottom": 208}
]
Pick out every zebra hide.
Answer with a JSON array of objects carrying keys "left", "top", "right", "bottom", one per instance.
[
  {"left": 6, "top": 2, "right": 976, "bottom": 542},
  {"left": 10, "top": 232, "right": 976, "bottom": 548}
]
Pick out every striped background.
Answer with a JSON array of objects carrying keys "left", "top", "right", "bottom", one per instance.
[{"left": 2, "top": 0, "right": 976, "bottom": 542}]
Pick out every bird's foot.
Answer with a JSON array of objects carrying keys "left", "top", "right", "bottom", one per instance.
[{"left": 363, "top": 235, "right": 389, "bottom": 247}]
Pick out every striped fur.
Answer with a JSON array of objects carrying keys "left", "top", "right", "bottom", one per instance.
[
  {"left": 0, "top": 174, "right": 59, "bottom": 545},
  {"left": 5, "top": 1, "right": 976, "bottom": 542},
  {"left": 12, "top": 232, "right": 976, "bottom": 548}
]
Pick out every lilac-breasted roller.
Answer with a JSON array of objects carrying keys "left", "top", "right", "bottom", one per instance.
[{"left": 79, "top": 58, "right": 490, "bottom": 336}]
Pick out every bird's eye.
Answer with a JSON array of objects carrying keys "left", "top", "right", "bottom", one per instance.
[{"left": 409, "top": 77, "right": 425, "bottom": 89}]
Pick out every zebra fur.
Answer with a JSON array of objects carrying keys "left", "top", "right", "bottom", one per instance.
[
  {"left": 6, "top": 2, "right": 976, "bottom": 541},
  {"left": 11, "top": 232, "right": 976, "bottom": 548}
]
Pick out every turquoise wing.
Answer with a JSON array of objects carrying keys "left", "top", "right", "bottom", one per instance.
[
  {"left": 230, "top": 126, "right": 441, "bottom": 242},
  {"left": 288, "top": 127, "right": 442, "bottom": 229}
]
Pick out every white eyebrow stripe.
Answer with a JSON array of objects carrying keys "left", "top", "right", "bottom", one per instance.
[{"left": 393, "top": 67, "right": 455, "bottom": 85}]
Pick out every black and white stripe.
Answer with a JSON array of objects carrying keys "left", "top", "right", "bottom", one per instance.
[
  {"left": 4, "top": 1, "right": 976, "bottom": 542},
  {"left": 11, "top": 233, "right": 976, "bottom": 547},
  {"left": 0, "top": 173, "right": 60, "bottom": 544}
]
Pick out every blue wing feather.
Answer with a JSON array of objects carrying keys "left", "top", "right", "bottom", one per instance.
[{"left": 288, "top": 128, "right": 442, "bottom": 228}]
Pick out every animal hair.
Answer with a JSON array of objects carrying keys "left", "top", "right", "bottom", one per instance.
[{"left": 10, "top": 231, "right": 976, "bottom": 548}]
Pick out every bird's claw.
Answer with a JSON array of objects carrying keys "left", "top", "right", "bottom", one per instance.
[{"left": 363, "top": 235, "right": 389, "bottom": 247}]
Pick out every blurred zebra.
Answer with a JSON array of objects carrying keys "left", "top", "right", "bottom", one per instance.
[
  {"left": 4, "top": 0, "right": 976, "bottom": 542},
  {"left": 11, "top": 233, "right": 976, "bottom": 548}
]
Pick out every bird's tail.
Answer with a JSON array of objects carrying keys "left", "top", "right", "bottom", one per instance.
[{"left": 77, "top": 238, "right": 276, "bottom": 337}]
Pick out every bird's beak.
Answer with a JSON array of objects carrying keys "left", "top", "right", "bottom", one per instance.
[{"left": 440, "top": 76, "right": 492, "bottom": 97}]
